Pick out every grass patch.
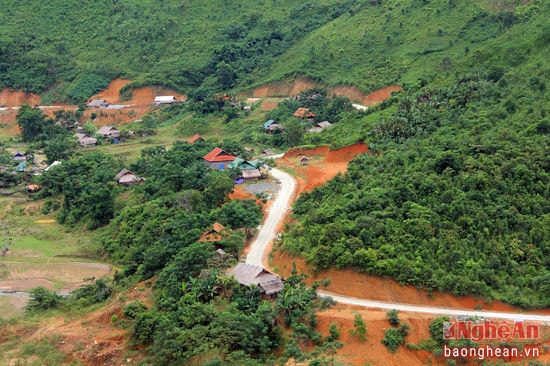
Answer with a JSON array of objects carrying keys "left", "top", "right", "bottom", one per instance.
[{"left": 0, "top": 297, "right": 25, "bottom": 319}]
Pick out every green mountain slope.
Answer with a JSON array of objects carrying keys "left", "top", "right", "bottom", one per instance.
[
  {"left": 2, "top": 0, "right": 548, "bottom": 308},
  {"left": 1, "top": 0, "right": 548, "bottom": 102}
]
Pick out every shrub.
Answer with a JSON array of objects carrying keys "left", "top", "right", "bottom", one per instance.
[
  {"left": 349, "top": 313, "right": 367, "bottom": 341},
  {"left": 25, "top": 287, "right": 62, "bottom": 312},
  {"left": 386, "top": 309, "right": 400, "bottom": 326},
  {"left": 123, "top": 300, "right": 147, "bottom": 319}
]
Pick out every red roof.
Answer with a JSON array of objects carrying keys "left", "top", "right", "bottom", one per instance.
[
  {"left": 198, "top": 222, "right": 226, "bottom": 243},
  {"left": 293, "top": 107, "right": 316, "bottom": 118},
  {"left": 203, "top": 147, "right": 236, "bottom": 163},
  {"left": 188, "top": 134, "right": 205, "bottom": 143}
]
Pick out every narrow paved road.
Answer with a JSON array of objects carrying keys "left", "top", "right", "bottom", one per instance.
[
  {"left": 246, "top": 167, "right": 295, "bottom": 268},
  {"left": 246, "top": 167, "right": 550, "bottom": 322}
]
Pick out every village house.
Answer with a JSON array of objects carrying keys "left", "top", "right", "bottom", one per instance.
[
  {"left": 198, "top": 222, "right": 226, "bottom": 245},
  {"left": 12, "top": 152, "right": 26, "bottom": 161},
  {"left": 187, "top": 134, "right": 205, "bottom": 143},
  {"left": 74, "top": 133, "right": 97, "bottom": 147},
  {"left": 96, "top": 125, "right": 121, "bottom": 139},
  {"left": 115, "top": 169, "right": 145, "bottom": 186},
  {"left": 203, "top": 147, "right": 236, "bottom": 170},
  {"left": 293, "top": 107, "right": 316, "bottom": 119},
  {"left": 229, "top": 262, "right": 283, "bottom": 297},
  {"left": 263, "top": 120, "right": 282, "bottom": 134},
  {"left": 86, "top": 99, "right": 110, "bottom": 108},
  {"left": 261, "top": 148, "right": 274, "bottom": 156},
  {"left": 229, "top": 158, "right": 262, "bottom": 181},
  {"left": 308, "top": 121, "right": 333, "bottom": 133}
]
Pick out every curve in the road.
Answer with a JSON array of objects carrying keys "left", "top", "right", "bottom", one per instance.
[{"left": 247, "top": 165, "right": 550, "bottom": 322}]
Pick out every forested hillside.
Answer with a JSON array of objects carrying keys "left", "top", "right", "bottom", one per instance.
[
  {"left": 1, "top": 0, "right": 549, "bottom": 363},
  {"left": 2, "top": 0, "right": 548, "bottom": 102}
]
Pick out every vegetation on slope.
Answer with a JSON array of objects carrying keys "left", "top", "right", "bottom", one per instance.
[
  {"left": 2, "top": 0, "right": 548, "bottom": 102},
  {"left": 279, "top": 2, "right": 550, "bottom": 307},
  {"left": 1, "top": 0, "right": 549, "bottom": 363}
]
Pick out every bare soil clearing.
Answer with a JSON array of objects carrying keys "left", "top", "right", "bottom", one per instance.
[
  {"left": 89, "top": 78, "right": 186, "bottom": 106},
  {"left": 0, "top": 88, "right": 41, "bottom": 107},
  {"left": 1, "top": 281, "right": 154, "bottom": 366},
  {"left": 251, "top": 78, "right": 402, "bottom": 105},
  {"left": 0, "top": 262, "right": 111, "bottom": 291}
]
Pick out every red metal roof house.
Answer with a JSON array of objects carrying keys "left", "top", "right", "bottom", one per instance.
[
  {"left": 203, "top": 147, "right": 236, "bottom": 170},
  {"left": 188, "top": 134, "right": 205, "bottom": 143}
]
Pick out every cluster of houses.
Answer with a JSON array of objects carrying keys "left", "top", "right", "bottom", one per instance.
[
  {"left": 0, "top": 153, "right": 62, "bottom": 192},
  {"left": 2, "top": 151, "right": 44, "bottom": 176},
  {"left": 196, "top": 136, "right": 264, "bottom": 181},
  {"left": 262, "top": 107, "right": 333, "bottom": 135},
  {"left": 74, "top": 125, "right": 121, "bottom": 147}
]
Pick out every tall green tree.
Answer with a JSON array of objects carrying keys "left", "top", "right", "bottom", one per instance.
[{"left": 16, "top": 104, "right": 48, "bottom": 142}]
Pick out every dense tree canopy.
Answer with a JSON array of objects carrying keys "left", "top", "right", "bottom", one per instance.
[{"left": 283, "top": 72, "right": 550, "bottom": 308}]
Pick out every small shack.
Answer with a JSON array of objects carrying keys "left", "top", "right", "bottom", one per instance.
[
  {"left": 12, "top": 152, "right": 26, "bottom": 161},
  {"left": 198, "top": 222, "right": 226, "bottom": 244},
  {"left": 74, "top": 133, "right": 97, "bottom": 147},
  {"left": 115, "top": 169, "right": 145, "bottom": 186},
  {"left": 262, "top": 148, "right": 274, "bottom": 156},
  {"left": 308, "top": 121, "right": 332, "bottom": 133},
  {"left": 293, "top": 107, "right": 316, "bottom": 119},
  {"left": 229, "top": 263, "right": 283, "bottom": 297},
  {"left": 96, "top": 125, "right": 121, "bottom": 138},
  {"left": 263, "top": 120, "right": 282, "bottom": 134},
  {"left": 188, "top": 134, "right": 205, "bottom": 143},
  {"left": 242, "top": 169, "right": 262, "bottom": 180}
]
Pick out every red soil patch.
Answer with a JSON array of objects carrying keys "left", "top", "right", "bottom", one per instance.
[
  {"left": 363, "top": 85, "right": 403, "bottom": 106},
  {"left": 280, "top": 143, "right": 369, "bottom": 192},
  {"left": 260, "top": 100, "right": 279, "bottom": 110},
  {"left": 325, "top": 143, "right": 371, "bottom": 163},
  {"left": 0, "top": 88, "right": 41, "bottom": 107},
  {"left": 229, "top": 185, "right": 256, "bottom": 201},
  {"left": 251, "top": 79, "right": 402, "bottom": 106},
  {"left": 81, "top": 106, "right": 152, "bottom": 126},
  {"left": 316, "top": 304, "right": 437, "bottom": 365},
  {"left": 82, "top": 78, "right": 188, "bottom": 126},
  {"left": 273, "top": 249, "right": 546, "bottom": 314},
  {"left": 1, "top": 281, "right": 154, "bottom": 365},
  {"left": 89, "top": 78, "right": 187, "bottom": 106},
  {"left": 253, "top": 78, "right": 316, "bottom": 98},
  {"left": 93, "top": 78, "right": 132, "bottom": 102},
  {"left": 331, "top": 85, "right": 370, "bottom": 103},
  {"left": 283, "top": 145, "right": 330, "bottom": 159}
]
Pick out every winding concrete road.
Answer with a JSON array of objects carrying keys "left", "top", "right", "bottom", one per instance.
[
  {"left": 246, "top": 166, "right": 550, "bottom": 322},
  {"left": 246, "top": 167, "right": 295, "bottom": 268}
]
